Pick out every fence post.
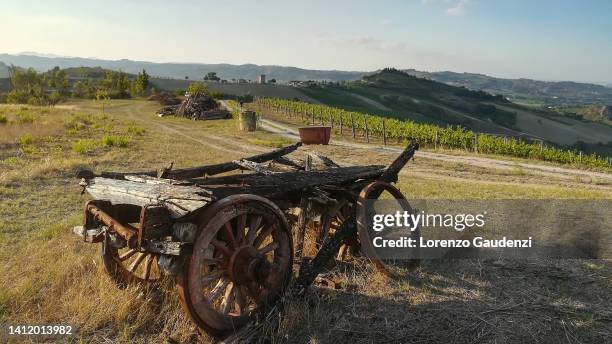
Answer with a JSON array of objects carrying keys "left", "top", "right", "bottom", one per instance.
[
  {"left": 340, "top": 117, "right": 343, "bottom": 135},
  {"left": 434, "top": 130, "right": 438, "bottom": 150},
  {"left": 364, "top": 115, "right": 369, "bottom": 143},
  {"left": 474, "top": 134, "right": 478, "bottom": 153},
  {"left": 539, "top": 140, "right": 543, "bottom": 154},
  {"left": 579, "top": 151, "right": 582, "bottom": 163},
  {"left": 311, "top": 109, "right": 315, "bottom": 125},
  {"left": 382, "top": 119, "right": 387, "bottom": 146},
  {"left": 330, "top": 116, "right": 333, "bottom": 128},
  {"left": 350, "top": 113, "right": 356, "bottom": 139}
]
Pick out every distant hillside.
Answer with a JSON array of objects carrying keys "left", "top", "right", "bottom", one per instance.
[
  {"left": 0, "top": 62, "right": 8, "bottom": 78},
  {"left": 0, "top": 53, "right": 364, "bottom": 82},
  {"left": 298, "top": 69, "right": 612, "bottom": 153},
  {"left": 403, "top": 69, "right": 612, "bottom": 106}
]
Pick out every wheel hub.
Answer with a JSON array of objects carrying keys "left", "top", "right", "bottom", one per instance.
[{"left": 228, "top": 245, "right": 273, "bottom": 285}]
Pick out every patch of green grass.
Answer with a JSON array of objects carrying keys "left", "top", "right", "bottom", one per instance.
[
  {"left": 2, "top": 156, "right": 19, "bottom": 164},
  {"left": 0, "top": 114, "right": 7, "bottom": 124},
  {"left": 19, "top": 133, "right": 34, "bottom": 145},
  {"left": 17, "top": 112, "right": 34, "bottom": 124},
  {"left": 101, "top": 135, "right": 129, "bottom": 147},
  {"left": 247, "top": 137, "right": 294, "bottom": 148},
  {"left": 125, "top": 125, "right": 145, "bottom": 136},
  {"left": 72, "top": 139, "right": 98, "bottom": 154}
]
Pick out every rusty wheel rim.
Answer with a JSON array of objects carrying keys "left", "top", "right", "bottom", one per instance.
[
  {"left": 102, "top": 246, "right": 162, "bottom": 287},
  {"left": 357, "top": 181, "right": 420, "bottom": 276},
  {"left": 177, "top": 195, "right": 292, "bottom": 337}
]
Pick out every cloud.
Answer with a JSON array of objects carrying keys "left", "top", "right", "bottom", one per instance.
[{"left": 445, "top": 0, "right": 469, "bottom": 16}]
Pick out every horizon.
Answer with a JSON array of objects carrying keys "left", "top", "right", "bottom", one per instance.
[{"left": 2, "top": 0, "right": 612, "bottom": 84}]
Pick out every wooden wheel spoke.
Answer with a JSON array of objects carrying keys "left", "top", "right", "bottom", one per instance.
[
  {"left": 211, "top": 239, "right": 233, "bottom": 257},
  {"left": 259, "top": 242, "right": 279, "bottom": 255},
  {"left": 142, "top": 254, "right": 154, "bottom": 280},
  {"left": 128, "top": 252, "right": 146, "bottom": 272},
  {"left": 208, "top": 278, "right": 229, "bottom": 304},
  {"left": 220, "top": 283, "right": 235, "bottom": 314},
  {"left": 200, "top": 257, "right": 222, "bottom": 266},
  {"left": 223, "top": 222, "right": 238, "bottom": 249},
  {"left": 118, "top": 249, "right": 138, "bottom": 261},
  {"left": 201, "top": 269, "right": 225, "bottom": 286},
  {"left": 234, "top": 286, "right": 247, "bottom": 315},
  {"left": 253, "top": 226, "right": 274, "bottom": 248},
  {"left": 246, "top": 215, "right": 263, "bottom": 244},
  {"left": 235, "top": 214, "right": 247, "bottom": 244}
]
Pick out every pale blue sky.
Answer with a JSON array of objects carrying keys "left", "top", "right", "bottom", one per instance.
[{"left": 1, "top": 0, "right": 611, "bottom": 83}]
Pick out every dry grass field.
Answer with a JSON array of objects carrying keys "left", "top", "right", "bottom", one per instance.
[{"left": 0, "top": 99, "right": 610, "bottom": 343}]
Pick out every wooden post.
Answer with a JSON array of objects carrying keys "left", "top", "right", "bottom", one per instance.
[
  {"left": 434, "top": 130, "right": 438, "bottom": 150},
  {"left": 350, "top": 113, "right": 356, "bottom": 139},
  {"left": 339, "top": 117, "right": 343, "bottom": 135},
  {"left": 330, "top": 116, "right": 333, "bottom": 129},
  {"left": 311, "top": 109, "right": 315, "bottom": 125},
  {"left": 474, "top": 134, "right": 478, "bottom": 153},
  {"left": 382, "top": 119, "right": 387, "bottom": 146},
  {"left": 579, "top": 151, "right": 582, "bottom": 163},
  {"left": 539, "top": 140, "right": 543, "bottom": 154},
  {"left": 364, "top": 115, "right": 369, "bottom": 143}
]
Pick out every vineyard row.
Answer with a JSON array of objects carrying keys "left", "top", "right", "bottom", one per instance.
[{"left": 255, "top": 98, "right": 612, "bottom": 169}]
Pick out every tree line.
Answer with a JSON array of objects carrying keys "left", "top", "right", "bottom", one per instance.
[{"left": 2, "top": 66, "right": 150, "bottom": 105}]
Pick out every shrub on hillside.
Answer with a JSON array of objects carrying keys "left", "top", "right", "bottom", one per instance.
[{"left": 101, "top": 135, "right": 129, "bottom": 147}]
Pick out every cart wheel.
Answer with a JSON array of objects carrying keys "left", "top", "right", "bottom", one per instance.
[
  {"left": 357, "top": 181, "right": 420, "bottom": 276},
  {"left": 177, "top": 195, "right": 293, "bottom": 338},
  {"left": 102, "top": 245, "right": 162, "bottom": 287},
  {"left": 317, "top": 200, "right": 360, "bottom": 261}
]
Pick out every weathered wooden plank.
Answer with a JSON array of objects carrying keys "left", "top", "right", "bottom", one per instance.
[
  {"left": 99, "top": 142, "right": 302, "bottom": 180},
  {"left": 200, "top": 165, "right": 385, "bottom": 200},
  {"left": 85, "top": 177, "right": 214, "bottom": 218},
  {"left": 379, "top": 142, "right": 419, "bottom": 183},
  {"left": 233, "top": 159, "right": 277, "bottom": 175}
]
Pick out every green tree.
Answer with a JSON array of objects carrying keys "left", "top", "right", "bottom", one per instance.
[
  {"left": 203, "top": 72, "right": 220, "bottom": 81},
  {"left": 132, "top": 69, "right": 150, "bottom": 96},
  {"left": 96, "top": 88, "right": 110, "bottom": 113},
  {"left": 101, "top": 70, "right": 130, "bottom": 98},
  {"left": 187, "top": 81, "right": 209, "bottom": 95},
  {"left": 7, "top": 67, "right": 45, "bottom": 104}
]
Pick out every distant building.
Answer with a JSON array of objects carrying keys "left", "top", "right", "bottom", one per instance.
[
  {"left": 258, "top": 74, "right": 266, "bottom": 84},
  {"left": 238, "top": 78, "right": 247, "bottom": 84}
]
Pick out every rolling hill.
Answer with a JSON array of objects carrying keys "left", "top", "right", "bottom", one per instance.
[
  {"left": 0, "top": 53, "right": 364, "bottom": 82},
  {"left": 297, "top": 69, "right": 612, "bottom": 153},
  {"left": 403, "top": 69, "right": 612, "bottom": 106}
]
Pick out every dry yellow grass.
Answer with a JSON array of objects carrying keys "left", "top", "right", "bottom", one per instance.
[{"left": 1, "top": 100, "right": 610, "bottom": 343}]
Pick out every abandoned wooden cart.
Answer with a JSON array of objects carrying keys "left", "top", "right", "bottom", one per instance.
[{"left": 73, "top": 141, "right": 419, "bottom": 338}]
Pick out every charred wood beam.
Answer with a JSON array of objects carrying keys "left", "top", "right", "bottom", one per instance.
[
  {"left": 97, "top": 142, "right": 302, "bottom": 180},
  {"left": 274, "top": 156, "right": 305, "bottom": 170},
  {"left": 379, "top": 142, "right": 419, "bottom": 183},
  {"left": 199, "top": 165, "right": 385, "bottom": 200}
]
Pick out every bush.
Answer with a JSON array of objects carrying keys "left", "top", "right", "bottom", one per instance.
[
  {"left": 72, "top": 139, "right": 98, "bottom": 154},
  {"left": 17, "top": 112, "right": 34, "bottom": 123},
  {"left": 125, "top": 125, "right": 145, "bottom": 136},
  {"left": 19, "top": 133, "right": 34, "bottom": 145},
  {"left": 101, "top": 135, "right": 129, "bottom": 147},
  {"left": 0, "top": 114, "right": 7, "bottom": 124}
]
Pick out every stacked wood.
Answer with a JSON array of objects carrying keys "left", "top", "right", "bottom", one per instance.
[{"left": 156, "top": 92, "right": 230, "bottom": 120}]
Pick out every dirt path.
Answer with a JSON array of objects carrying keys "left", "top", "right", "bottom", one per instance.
[{"left": 125, "top": 102, "right": 267, "bottom": 156}]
